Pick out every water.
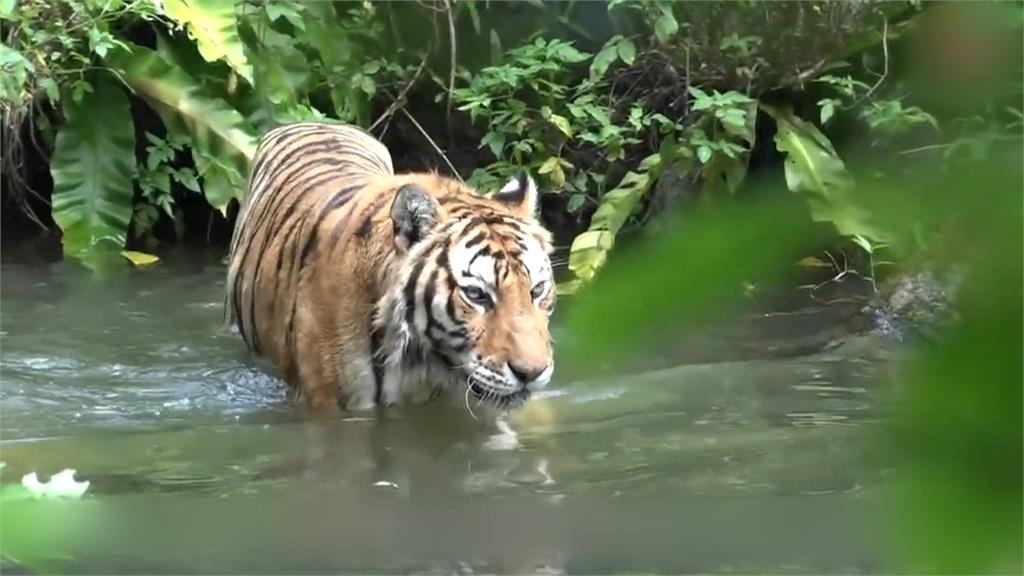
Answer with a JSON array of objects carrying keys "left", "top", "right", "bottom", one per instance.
[{"left": 0, "top": 255, "right": 898, "bottom": 573}]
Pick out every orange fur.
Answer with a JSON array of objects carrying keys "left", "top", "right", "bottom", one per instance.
[{"left": 226, "top": 123, "right": 555, "bottom": 412}]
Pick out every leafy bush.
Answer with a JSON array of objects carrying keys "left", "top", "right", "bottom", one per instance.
[
  {"left": 1, "top": 0, "right": 414, "bottom": 266},
  {"left": 0, "top": 0, "right": 1019, "bottom": 293}
]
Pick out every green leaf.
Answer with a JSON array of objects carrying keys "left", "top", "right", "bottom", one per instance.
[
  {"left": 0, "top": 42, "right": 33, "bottom": 103},
  {"left": 701, "top": 154, "right": 746, "bottom": 196},
  {"left": 549, "top": 113, "right": 572, "bottom": 137},
  {"left": 687, "top": 86, "right": 709, "bottom": 101},
  {"left": 819, "top": 99, "right": 836, "bottom": 124},
  {"left": 0, "top": 0, "right": 15, "bottom": 19},
  {"left": 173, "top": 168, "right": 201, "bottom": 192},
  {"left": 567, "top": 193, "right": 586, "bottom": 213},
  {"left": 537, "top": 156, "right": 565, "bottom": 188},
  {"left": 39, "top": 77, "right": 59, "bottom": 102},
  {"left": 654, "top": 13, "right": 678, "bottom": 43},
  {"left": 299, "top": 6, "right": 369, "bottom": 124},
  {"left": 762, "top": 104, "right": 883, "bottom": 241},
  {"left": 162, "top": 0, "right": 252, "bottom": 83},
  {"left": 851, "top": 234, "right": 874, "bottom": 255},
  {"left": 537, "top": 156, "right": 559, "bottom": 175},
  {"left": 264, "top": 0, "right": 304, "bottom": 30},
  {"left": 121, "top": 250, "right": 160, "bottom": 266},
  {"left": 560, "top": 196, "right": 818, "bottom": 371},
  {"left": 568, "top": 169, "right": 655, "bottom": 283},
  {"left": 617, "top": 39, "right": 636, "bottom": 65},
  {"left": 196, "top": 157, "right": 244, "bottom": 214},
  {"left": 50, "top": 76, "right": 135, "bottom": 261},
  {"left": 481, "top": 131, "right": 506, "bottom": 158},
  {"left": 697, "top": 145, "right": 712, "bottom": 164},
  {"left": 106, "top": 44, "right": 257, "bottom": 213},
  {"left": 246, "top": 26, "right": 311, "bottom": 110},
  {"left": 721, "top": 100, "right": 758, "bottom": 146},
  {"left": 589, "top": 44, "right": 618, "bottom": 80}
]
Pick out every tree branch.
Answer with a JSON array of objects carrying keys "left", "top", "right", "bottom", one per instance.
[
  {"left": 396, "top": 102, "right": 463, "bottom": 182},
  {"left": 369, "top": 49, "right": 431, "bottom": 133}
]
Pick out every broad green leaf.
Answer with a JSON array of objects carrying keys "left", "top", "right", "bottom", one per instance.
[
  {"left": 697, "top": 145, "right": 712, "bottom": 164},
  {"left": 687, "top": 87, "right": 709, "bottom": 100},
  {"left": 763, "top": 104, "right": 884, "bottom": 241},
  {"left": 568, "top": 168, "right": 656, "bottom": 283},
  {"left": 819, "top": 99, "right": 836, "bottom": 124},
  {"left": 162, "top": 0, "right": 252, "bottom": 82},
  {"left": 654, "top": 13, "right": 678, "bottom": 43},
  {"left": 617, "top": 39, "right": 636, "bottom": 65},
  {"left": 537, "top": 156, "right": 559, "bottom": 175},
  {"left": 560, "top": 196, "right": 818, "bottom": 370},
  {"left": 703, "top": 101, "right": 757, "bottom": 195},
  {"left": 107, "top": 44, "right": 257, "bottom": 213},
  {"left": 701, "top": 154, "right": 745, "bottom": 196},
  {"left": 567, "top": 193, "right": 586, "bottom": 213},
  {"left": 481, "top": 131, "right": 506, "bottom": 158},
  {"left": 721, "top": 100, "right": 757, "bottom": 146},
  {"left": 589, "top": 44, "right": 617, "bottom": 80},
  {"left": 264, "top": 0, "right": 304, "bottom": 30},
  {"left": 549, "top": 113, "right": 572, "bottom": 137},
  {"left": 568, "top": 230, "right": 616, "bottom": 283},
  {"left": 195, "top": 157, "right": 244, "bottom": 213},
  {"left": 39, "top": 77, "right": 59, "bottom": 102},
  {"left": 50, "top": 76, "right": 135, "bottom": 261},
  {"left": 548, "top": 163, "right": 566, "bottom": 189},
  {"left": 851, "top": 234, "right": 874, "bottom": 255}
]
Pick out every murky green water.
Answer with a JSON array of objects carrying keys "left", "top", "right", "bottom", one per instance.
[{"left": 0, "top": 255, "right": 898, "bottom": 573}]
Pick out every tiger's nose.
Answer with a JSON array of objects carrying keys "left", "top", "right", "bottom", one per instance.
[{"left": 508, "top": 363, "right": 552, "bottom": 388}]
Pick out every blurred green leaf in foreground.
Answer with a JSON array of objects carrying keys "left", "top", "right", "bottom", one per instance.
[{"left": 560, "top": 150, "right": 1022, "bottom": 573}]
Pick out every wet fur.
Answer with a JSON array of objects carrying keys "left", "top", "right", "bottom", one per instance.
[{"left": 226, "top": 123, "right": 555, "bottom": 412}]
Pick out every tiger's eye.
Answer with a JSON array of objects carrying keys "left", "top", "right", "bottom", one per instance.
[
  {"left": 530, "top": 280, "right": 547, "bottom": 300},
  {"left": 461, "top": 285, "right": 491, "bottom": 306}
]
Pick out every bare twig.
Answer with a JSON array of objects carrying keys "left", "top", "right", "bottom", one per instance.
[
  {"left": 414, "top": 0, "right": 446, "bottom": 12},
  {"left": 369, "top": 50, "right": 431, "bottom": 133},
  {"left": 794, "top": 58, "right": 827, "bottom": 87},
  {"left": 443, "top": 0, "right": 457, "bottom": 128},
  {"left": 397, "top": 103, "right": 463, "bottom": 182},
  {"left": 851, "top": 18, "right": 889, "bottom": 107}
]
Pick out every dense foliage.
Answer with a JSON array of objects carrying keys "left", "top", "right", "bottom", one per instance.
[
  {"left": 1, "top": 0, "right": 1020, "bottom": 290},
  {"left": 1, "top": 2, "right": 1021, "bottom": 573}
]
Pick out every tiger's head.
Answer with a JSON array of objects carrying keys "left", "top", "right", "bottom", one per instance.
[{"left": 382, "top": 172, "right": 555, "bottom": 410}]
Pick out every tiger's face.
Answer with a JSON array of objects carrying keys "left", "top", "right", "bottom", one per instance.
[
  {"left": 447, "top": 206, "right": 555, "bottom": 408},
  {"left": 388, "top": 173, "right": 555, "bottom": 410}
]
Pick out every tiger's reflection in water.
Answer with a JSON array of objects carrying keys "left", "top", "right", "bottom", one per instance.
[{"left": 247, "top": 399, "right": 565, "bottom": 572}]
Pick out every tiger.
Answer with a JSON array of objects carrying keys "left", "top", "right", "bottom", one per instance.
[{"left": 225, "top": 122, "right": 556, "bottom": 415}]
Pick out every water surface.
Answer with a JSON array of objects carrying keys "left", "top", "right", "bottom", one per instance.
[{"left": 0, "top": 256, "right": 897, "bottom": 573}]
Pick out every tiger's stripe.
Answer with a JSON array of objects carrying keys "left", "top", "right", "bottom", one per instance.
[{"left": 225, "top": 122, "right": 555, "bottom": 412}]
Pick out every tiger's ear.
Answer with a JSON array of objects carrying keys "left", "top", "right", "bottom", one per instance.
[
  {"left": 391, "top": 183, "right": 441, "bottom": 252},
  {"left": 494, "top": 171, "right": 538, "bottom": 218}
]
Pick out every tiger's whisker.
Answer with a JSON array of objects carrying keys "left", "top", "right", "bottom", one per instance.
[{"left": 464, "top": 376, "right": 478, "bottom": 421}]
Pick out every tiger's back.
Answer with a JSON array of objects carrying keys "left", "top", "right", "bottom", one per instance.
[
  {"left": 227, "top": 123, "right": 391, "bottom": 353},
  {"left": 227, "top": 122, "right": 557, "bottom": 412}
]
